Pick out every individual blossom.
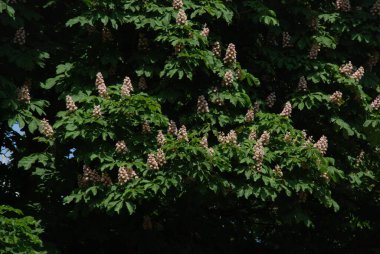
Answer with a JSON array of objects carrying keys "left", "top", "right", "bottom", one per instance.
[
  {"left": 138, "top": 33, "right": 149, "bottom": 51},
  {"left": 138, "top": 77, "right": 148, "bottom": 90},
  {"left": 147, "top": 153, "right": 159, "bottom": 170},
  {"left": 212, "top": 41, "right": 221, "bottom": 57},
  {"left": 314, "top": 135, "right": 328, "bottom": 155},
  {"left": 118, "top": 167, "right": 138, "bottom": 184},
  {"left": 172, "top": 0, "right": 183, "bottom": 10},
  {"left": 66, "top": 95, "right": 77, "bottom": 112},
  {"left": 142, "top": 121, "right": 151, "bottom": 134},
  {"left": 176, "top": 9, "right": 187, "bottom": 25},
  {"left": 100, "top": 173, "right": 112, "bottom": 186},
  {"left": 336, "top": 0, "right": 351, "bottom": 12},
  {"left": 273, "top": 165, "right": 283, "bottom": 177},
  {"left": 259, "top": 131, "right": 270, "bottom": 145},
  {"left": 156, "top": 148, "right": 166, "bottom": 167},
  {"left": 223, "top": 43, "right": 237, "bottom": 65},
  {"left": 266, "top": 92, "right": 276, "bottom": 108},
  {"left": 298, "top": 76, "right": 308, "bottom": 91},
  {"left": 177, "top": 125, "right": 189, "bottom": 141},
  {"left": 157, "top": 130, "right": 166, "bottom": 147},
  {"left": 371, "top": 95, "right": 380, "bottom": 110},
  {"left": 13, "top": 27, "right": 26, "bottom": 45},
  {"left": 308, "top": 43, "right": 321, "bottom": 60},
  {"left": 121, "top": 76, "right": 134, "bottom": 96},
  {"left": 282, "top": 32, "right": 292, "bottom": 48},
  {"left": 92, "top": 105, "right": 102, "bottom": 118},
  {"left": 200, "top": 24, "right": 210, "bottom": 37},
  {"left": 17, "top": 83, "right": 31, "bottom": 103},
  {"left": 245, "top": 109, "right": 255, "bottom": 123},
  {"left": 339, "top": 61, "right": 354, "bottom": 76},
  {"left": 350, "top": 66, "right": 364, "bottom": 81},
  {"left": 222, "top": 70, "right": 234, "bottom": 87},
  {"left": 40, "top": 118, "right": 54, "bottom": 138},
  {"left": 330, "top": 91, "right": 343, "bottom": 105},
  {"left": 95, "top": 72, "right": 108, "bottom": 98},
  {"left": 253, "top": 141, "right": 265, "bottom": 171},
  {"left": 248, "top": 130, "right": 257, "bottom": 141},
  {"left": 371, "top": 0, "right": 380, "bottom": 16},
  {"left": 168, "top": 120, "right": 178, "bottom": 135},
  {"left": 102, "top": 27, "right": 113, "bottom": 42},
  {"left": 115, "top": 140, "right": 128, "bottom": 154},
  {"left": 197, "top": 95, "right": 210, "bottom": 113},
  {"left": 280, "top": 102, "right": 292, "bottom": 117}
]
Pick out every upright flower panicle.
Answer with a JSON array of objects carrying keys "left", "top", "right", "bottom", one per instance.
[
  {"left": 266, "top": 92, "right": 276, "bottom": 108},
  {"left": 245, "top": 109, "right": 255, "bottom": 123},
  {"left": 172, "top": 0, "right": 183, "bottom": 10},
  {"left": 138, "top": 77, "right": 148, "bottom": 90},
  {"left": 177, "top": 125, "right": 189, "bottom": 141},
  {"left": 259, "top": 131, "right": 270, "bottom": 145},
  {"left": 282, "top": 32, "right": 292, "bottom": 48},
  {"left": 168, "top": 120, "right": 178, "bottom": 135},
  {"left": 280, "top": 102, "right": 292, "bottom": 117},
  {"left": 200, "top": 25, "right": 210, "bottom": 37},
  {"left": 249, "top": 130, "right": 257, "bottom": 141},
  {"left": 13, "top": 27, "right": 25, "bottom": 45},
  {"left": 121, "top": 76, "right": 134, "bottom": 96},
  {"left": 157, "top": 130, "right": 166, "bottom": 147},
  {"left": 118, "top": 167, "right": 138, "bottom": 184},
  {"left": 197, "top": 95, "right": 210, "bottom": 113},
  {"left": 339, "top": 61, "right": 354, "bottom": 76},
  {"left": 95, "top": 72, "right": 108, "bottom": 98},
  {"left": 223, "top": 43, "right": 237, "bottom": 65},
  {"left": 222, "top": 70, "right": 234, "bottom": 87},
  {"left": 298, "top": 76, "right": 308, "bottom": 91},
  {"left": 66, "top": 95, "right": 77, "bottom": 112},
  {"left": 330, "top": 91, "right": 343, "bottom": 105},
  {"left": 142, "top": 121, "right": 151, "bottom": 134},
  {"left": 314, "top": 135, "right": 328, "bottom": 155},
  {"left": 17, "top": 83, "right": 31, "bottom": 103},
  {"left": 273, "top": 165, "right": 283, "bottom": 177},
  {"left": 147, "top": 153, "right": 159, "bottom": 170},
  {"left": 371, "top": 95, "right": 380, "bottom": 110},
  {"left": 115, "top": 140, "right": 128, "bottom": 154},
  {"left": 176, "top": 9, "right": 187, "bottom": 25},
  {"left": 253, "top": 141, "right": 265, "bottom": 171},
  {"left": 40, "top": 118, "right": 54, "bottom": 138},
  {"left": 212, "top": 41, "right": 221, "bottom": 57},
  {"left": 336, "top": 0, "right": 351, "bottom": 12},
  {"left": 371, "top": 0, "right": 380, "bottom": 16},
  {"left": 350, "top": 66, "right": 364, "bottom": 81},
  {"left": 92, "top": 105, "right": 102, "bottom": 118},
  {"left": 156, "top": 149, "right": 166, "bottom": 167},
  {"left": 308, "top": 43, "right": 321, "bottom": 59}
]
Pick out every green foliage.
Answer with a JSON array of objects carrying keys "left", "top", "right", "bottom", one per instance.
[
  {"left": 1, "top": 0, "right": 380, "bottom": 253},
  {"left": 0, "top": 206, "right": 45, "bottom": 254}
]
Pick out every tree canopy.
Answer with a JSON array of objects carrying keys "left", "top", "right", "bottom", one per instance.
[{"left": 1, "top": 0, "right": 380, "bottom": 253}]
